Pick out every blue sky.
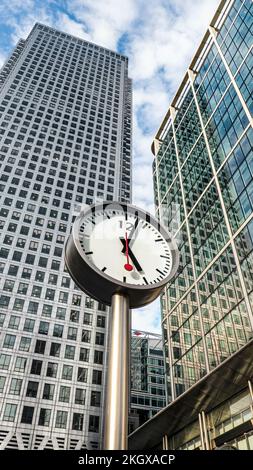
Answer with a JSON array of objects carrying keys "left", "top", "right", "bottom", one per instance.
[{"left": 0, "top": 0, "right": 220, "bottom": 333}]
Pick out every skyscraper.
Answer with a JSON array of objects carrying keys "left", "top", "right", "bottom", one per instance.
[
  {"left": 129, "top": 0, "right": 253, "bottom": 451},
  {"left": 0, "top": 23, "right": 132, "bottom": 450}
]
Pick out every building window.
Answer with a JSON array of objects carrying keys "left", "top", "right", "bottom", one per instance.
[
  {"left": 55, "top": 410, "right": 67, "bottom": 429},
  {"left": 62, "top": 365, "right": 73, "bottom": 380},
  {"left": 83, "top": 312, "right": 92, "bottom": 325},
  {"left": 65, "top": 345, "right": 75, "bottom": 360},
  {"left": 35, "top": 340, "right": 46, "bottom": 354},
  {"left": 77, "top": 367, "right": 88, "bottom": 383},
  {"left": 70, "top": 310, "right": 79, "bottom": 322},
  {"left": 14, "top": 357, "right": 26, "bottom": 372},
  {"left": 72, "top": 294, "right": 81, "bottom": 306},
  {"left": 27, "top": 301, "right": 39, "bottom": 314},
  {"left": 19, "top": 337, "right": 31, "bottom": 352},
  {"left": 67, "top": 327, "right": 77, "bottom": 341},
  {"left": 21, "top": 406, "right": 34, "bottom": 424},
  {"left": 0, "top": 376, "right": 6, "bottom": 393},
  {"left": 56, "top": 307, "right": 66, "bottom": 320},
  {"left": 39, "top": 321, "right": 49, "bottom": 335},
  {"left": 97, "top": 315, "right": 106, "bottom": 328},
  {"left": 46, "top": 362, "right": 58, "bottom": 378},
  {"left": 79, "top": 347, "right": 89, "bottom": 362},
  {"left": 8, "top": 315, "right": 20, "bottom": 330},
  {"left": 3, "top": 403, "right": 17, "bottom": 422},
  {"left": 42, "top": 305, "right": 52, "bottom": 317},
  {"left": 82, "top": 330, "right": 91, "bottom": 343},
  {"left": 45, "top": 288, "right": 55, "bottom": 301},
  {"left": 75, "top": 388, "right": 86, "bottom": 405},
  {"left": 94, "top": 350, "right": 103, "bottom": 365},
  {"left": 88, "top": 415, "right": 99, "bottom": 433},
  {"left": 17, "top": 282, "right": 28, "bottom": 295},
  {"left": 72, "top": 413, "right": 84, "bottom": 431},
  {"left": 50, "top": 342, "right": 61, "bottom": 357},
  {"left": 3, "top": 334, "right": 16, "bottom": 349},
  {"left": 53, "top": 324, "right": 64, "bottom": 338},
  {"left": 59, "top": 291, "right": 68, "bottom": 304},
  {"left": 85, "top": 297, "right": 94, "bottom": 308},
  {"left": 95, "top": 332, "right": 104, "bottom": 346},
  {"left": 9, "top": 378, "right": 22, "bottom": 396},
  {"left": 38, "top": 408, "right": 51, "bottom": 426},
  {"left": 90, "top": 391, "right": 101, "bottom": 407},
  {"left": 43, "top": 383, "right": 55, "bottom": 400},
  {"left": 92, "top": 370, "right": 102, "bottom": 385},
  {"left": 26, "top": 381, "right": 39, "bottom": 398},
  {"left": 59, "top": 385, "right": 70, "bottom": 403},
  {"left": 0, "top": 295, "right": 10, "bottom": 308},
  {"left": 30, "top": 359, "right": 42, "bottom": 375},
  {"left": 23, "top": 318, "right": 35, "bottom": 332}
]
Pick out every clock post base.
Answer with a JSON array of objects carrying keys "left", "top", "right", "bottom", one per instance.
[{"left": 103, "top": 293, "right": 130, "bottom": 450}]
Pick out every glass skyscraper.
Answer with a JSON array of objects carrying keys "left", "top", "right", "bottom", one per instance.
[
  {"left": 0, "top": 23, "right": 132, "bottom": 449},
  {"left": 152, "top": 0, "right": 253, "bottom": 402},
  {"left": 128, "top": 0, "right": 253, "bottom": 451}
]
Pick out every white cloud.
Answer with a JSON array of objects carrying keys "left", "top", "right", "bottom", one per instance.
[
  {"left": 66, "top": 0, "right": 139, "bottom": 50},
  {"left": 132, "top": 298, "right": 162, "bottom": 334},
  {"left": 0, "top": 0, "right": 221, "bottom": 333},
  {"left": 55, "top": 13, "right": 90, "bottom": 41}
]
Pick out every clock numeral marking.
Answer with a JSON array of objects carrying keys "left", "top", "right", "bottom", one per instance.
[
  {"left": 156, "top": 268, "right": 164, "bottom": 276},
  {"left": 85, "top": 251, "right": 93, "bottom": 255},
  {"left": 102, "top": 267, "right": 107, "bottom": 272},
  {"left": 160, "top": 255, "right": 170, "bottom": 259},
  {"left": 155, "top": 238, "right": 163, "bottom": 242},
  {"left": 126, "top": 221, "right": 134, "bottom": 230},
  {"left": 143, "top": 277, "right": 148, "bottom": 285},
  {"left": 123, "top": 276, "right": 126, "bottom": 283}
]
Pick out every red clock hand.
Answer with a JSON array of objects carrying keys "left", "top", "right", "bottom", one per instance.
[{"left": 124, "top": 232, "right": 133, "bottom": 272}]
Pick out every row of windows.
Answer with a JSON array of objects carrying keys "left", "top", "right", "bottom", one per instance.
[
  {"left": 0, "top": 290, "right": 105, "bottom": 312},
  {"left": 2, "top": 403, "right": 99, "bottom": 432},
  {"left": 0, "top": 376, "right": 101, "bottom": 406},
  {"left": 1, "top": 330, "right": 105, "bottom": 351},
  {"left": 0, "top": 355, "right": 103, "bottom": 384},
  {"left": 0, "top": 325, "right": 104, "bottom": 363}
]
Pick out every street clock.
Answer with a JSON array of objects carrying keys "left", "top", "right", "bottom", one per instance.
[{"left": 65, "top": 201, "right": 179, "bottom": 309}]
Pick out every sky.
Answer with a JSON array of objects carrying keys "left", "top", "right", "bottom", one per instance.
[{"left": 0, "top": 0, "right": 220, "bottom": 333}]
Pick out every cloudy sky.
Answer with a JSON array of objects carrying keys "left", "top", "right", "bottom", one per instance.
[{"left": 0, "top": 0, "right": 220, "bottom": 333}]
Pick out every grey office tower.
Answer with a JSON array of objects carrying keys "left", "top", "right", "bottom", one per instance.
[{"left": 0, "top": 23, "right": 132, "bottom": 450}]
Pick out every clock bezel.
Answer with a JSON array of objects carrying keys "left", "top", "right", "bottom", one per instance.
[{"left": 65, "top": 201, "right": 179, "bottom": 308}]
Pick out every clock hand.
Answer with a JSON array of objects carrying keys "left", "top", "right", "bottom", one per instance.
[
  {"left": 127, "top": 218, "right": 140, "bottom": 247},
  {"left": 120, "top": 236, "right": 144, "bottom": 273},
  {"left": 124, "top": 232, "right": 133, "bottom": 272},
  {"left": 121, "top": 219, "right": 139, "bottom": 254}
]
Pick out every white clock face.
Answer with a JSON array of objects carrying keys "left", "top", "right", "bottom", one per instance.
[{"left": 77, "top": 206, "right": 173, "bottom": 286}]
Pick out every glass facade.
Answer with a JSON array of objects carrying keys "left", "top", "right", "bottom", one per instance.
[
  {"left": 129, "top": 331, "right": 166, "bottom": 433},
  {"left": 153, "top": 0, "right": 253, "bottom": 402},
  {"left": 0, "top": 23, "right": 132, "bottom": 449},
  {"left": 169, "top": 387, "right": 253, "bottom": 450}
]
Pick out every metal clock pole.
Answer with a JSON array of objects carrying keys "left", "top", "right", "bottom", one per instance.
[{"left": 103, "top": 292, "right": 130, "bottom": 450}]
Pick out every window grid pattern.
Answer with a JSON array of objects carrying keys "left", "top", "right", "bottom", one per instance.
[
  {"left": 153, "top": 0, "right": 253, "bottom": 400},
  {"left": 0, "top": 22, "right": 132, "bottom": 450}
]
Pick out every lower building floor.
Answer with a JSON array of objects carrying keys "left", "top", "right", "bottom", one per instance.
[{"left": 128, "top": 340, "right": 253, "bottom": 450}]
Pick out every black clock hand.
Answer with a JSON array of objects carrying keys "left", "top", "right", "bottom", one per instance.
[
  {"left": 120, "top": 237, "right": 143, "bottom": 272},
  {"left": 121, "top": 218, "right": 139, "bottom": 254},
  {"left": 127, "top": 218, "right": 140, "bottom": 247}
]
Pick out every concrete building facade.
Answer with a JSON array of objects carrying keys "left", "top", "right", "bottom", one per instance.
[{"left": 0, "top": 23, "right": 132, "bottom": 450}]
